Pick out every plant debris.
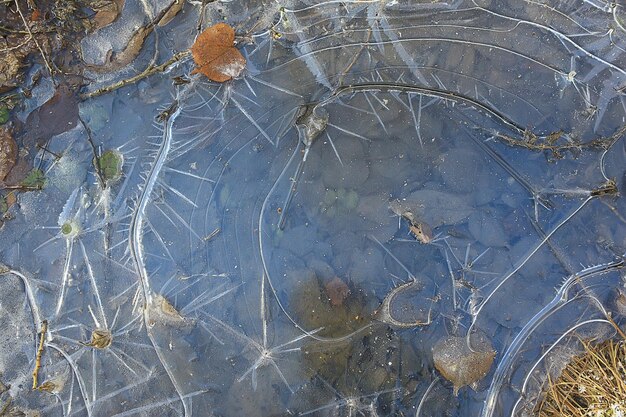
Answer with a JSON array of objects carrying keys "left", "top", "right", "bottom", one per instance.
[
  {"left": 0, "top": 127, "right": 17, "bottom": 182},
  {"left": 0, "top": 106, "right": 9, "bottom": 125},
  {"left": 0, "top": 192, "right": 16, "bottom": 221},
  {"left": 94, "top": 149, "right": 123, "bottom": 184},
  {"left": 0, "top": 45, "right": 25, "bottom": 94},
  {"left": 20, "top": 168, "right": 45, "bottom": 190},
  {"left": 83, "top": 329, "right": 112, "bottom": 349},
  {"left": 389, "top": 199, "right": 434, "bottom": 244},
  {"left": 536, "top": 339, "right": 626, "bottom": 417},
  {"left": 158, "top": 0, "right": 183, "bottom": 27},
  {"left": 91, "top": 0, "right": 126, "bottom": 31},
  {"left": 191, "top": 23, "right": 246, "bottom": 82},
  {"left": 32, "top": 320, "right": 47, "bottom": 390},
  {"left": 87, "top": 0, "right": 185, "bottom": 73},
  {"left": 590, "top": 178, "right": 618, "bottom": 197},
  {"left": 433, "top": 333, "right": 496, "bottom": 395},
  {"left": 492, "top": 124, "right": 626, "bottom": 159}
]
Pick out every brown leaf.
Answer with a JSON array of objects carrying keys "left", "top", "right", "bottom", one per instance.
[
  {"left": 87, "top": 0, "right": 184, "bottom": 73},
  {"left": 191, "top": 23, "right": 246, "bottom": 82},
  {"left": 0, "top": 127, "right": 17, "bottom": 181},
  {"left": 158, "top": 0, "right": 183, "bottom": 27},
  {"left": 92, "top": 0, "right": 125, "bottom": 31},
  {"left": 31, "top": 9, "right": 43, "bottom": 21},
  {"left": 432, "top": 333, "right": 495, "bottom": 395},
  {"left": 96, "top": 25, "right": 153, "bottom": 72},
  {"left": 25, "top": 84, "right": 78, "bottom": 143},
  {"left": 5, "top": 191, "right": 16, "bottom": 209}
]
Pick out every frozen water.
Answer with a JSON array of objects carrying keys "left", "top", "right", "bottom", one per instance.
[{"left": 2, "top": 0, "right": 626, "bottom": 416}]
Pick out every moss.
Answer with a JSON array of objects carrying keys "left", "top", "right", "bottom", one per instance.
[
  {"left": 21, "top": 169, "right": 45, "bottom": 190},
  {"left": 0, "top": 105, "right": 8, "bottom": 125},
  {"left": 95, "top": 149, "right": 123, "bottom": 183},
  {"left": 61, "top": 222, "right": 73, "bottom": 235}
]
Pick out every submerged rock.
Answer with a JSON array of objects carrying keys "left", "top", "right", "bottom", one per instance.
[{"left": 324, "top": 276, "right": 350, "bottom": 306}]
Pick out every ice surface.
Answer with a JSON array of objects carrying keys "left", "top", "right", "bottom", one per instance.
[{"left": 2, "top": 1, "right": 626, "bottom": 416}]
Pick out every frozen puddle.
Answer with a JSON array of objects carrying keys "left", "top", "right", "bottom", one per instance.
[{"left": 1, "top": 1, "right": 626, "bottom": 416}]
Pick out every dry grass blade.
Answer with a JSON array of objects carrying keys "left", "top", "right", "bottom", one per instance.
[
  {"left": 536, "top": 339, "right": 626, "bottom": 416},
  {"left": 13, "top": 0, "right": 53, "bottom": 76}
]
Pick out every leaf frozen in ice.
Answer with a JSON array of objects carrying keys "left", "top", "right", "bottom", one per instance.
[
  {"left": 433, "top": 333, "right": 496, "bottom": 396},
  {"left": 191, "top": 23, "right": 246, "bottom": 82}
]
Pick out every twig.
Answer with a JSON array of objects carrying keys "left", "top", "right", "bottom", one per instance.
[
  {"left": 2, "top": 185, "right": 43, "bottom": 191},
  {"left": 81, "top": 50, "right": 191, "bottom": 99},
  {"left": 32, "top": 319, "right": 47, "bottom": 390},
  {"left": 0, "top": 22, "right": 27, "bottom": 32},
  {"left": 78, "top": 115, "right": 105, "bottom": 188},
  {"left": 13, "top": 0, "right": 53, "bottom": 76},
  {"left": 492, "top": 124, "right": 626, "bottom": 156},
  {"left": 202, "top": 227, "right": 220, "bottom": 242},
  {"left": 321, "top": 82, "right": 626, "bottom": 156},
  {"left": 35, "top": 143, "right": 62, "bottom": 159},
  {"left": 0, "top": 24, "right": 57, "bottom": 35},
  {"left": 0, "top": 35, "right": 32, "bottom": 53}
]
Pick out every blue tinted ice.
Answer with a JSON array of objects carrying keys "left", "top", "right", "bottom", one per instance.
[{"left": 1, "top": 1, "right": 626, "bottom": 416}]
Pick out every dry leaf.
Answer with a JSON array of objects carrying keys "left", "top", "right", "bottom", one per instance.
[
  {"left": 100, "top": 25, "right": 153, "bottom": 72},
  {"left": 31, "top": 9, "right": 43, "bottom": 21},
  {"left": 92, "top": 0, "right": 125, "bottom": 31},
  {"left": 5, "top": 191, "right": 16, "bottom": 209},
  {"left": 432, "top": 333, "right": 495, "bottom": 395},
  {"left": 0, "top": 127, "right": 17, "bottom": 181},
  {"left": 158, "top": 0, "right": 183, "bottom": 27},
  {"left": 25, "top": 84, "right": 78, "bottom": 143},
  {"left": 88, "top": 0, "right": 180, "bottom": 73},
  {"left": 409, "top": 221, "right": 432, "bottom": 244},
  {"left": 191, "top": 23, "right": 246, "bottom": 82},
  {"left": 84, "top": 329, "right": 113, "bottom": 349}
]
